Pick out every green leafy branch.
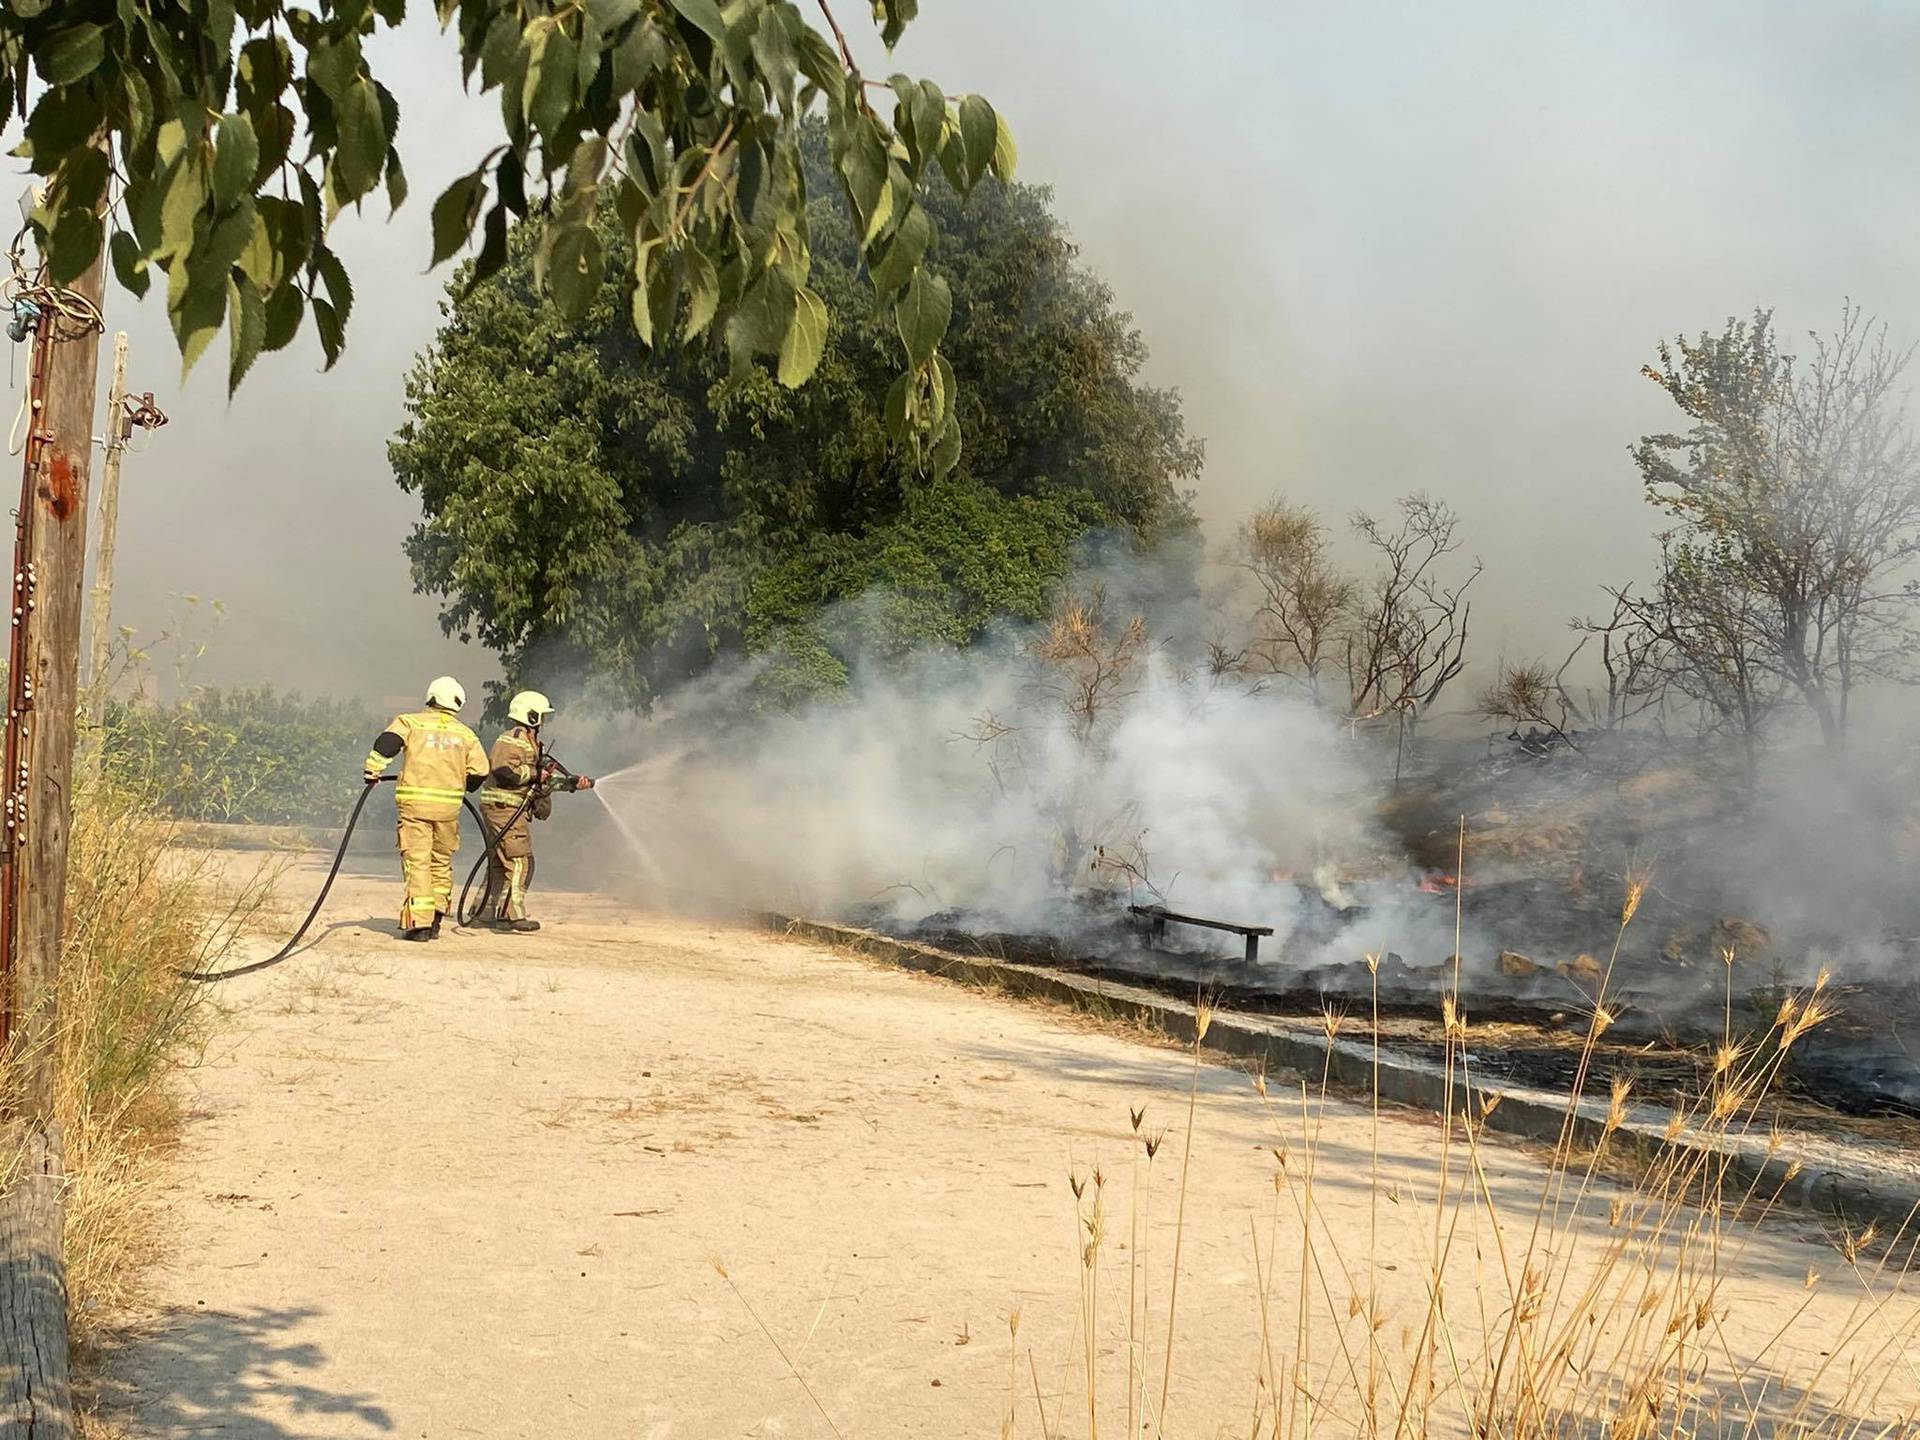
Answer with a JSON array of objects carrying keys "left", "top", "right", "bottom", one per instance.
[{"left": 2, "top": 0, "right": 1012, "bottom": 473}]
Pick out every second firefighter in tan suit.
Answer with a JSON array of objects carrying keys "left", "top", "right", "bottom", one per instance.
[
  {"left": 478, "top": 690, "right": 593, "bottom": 933},
  {"left": 363, "top": 676, "right": 490, "bottom": 941}
]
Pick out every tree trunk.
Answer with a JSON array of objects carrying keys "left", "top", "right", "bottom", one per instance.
[{"left": 0, "top": 1128, "right": 71, "bottom": 1440}]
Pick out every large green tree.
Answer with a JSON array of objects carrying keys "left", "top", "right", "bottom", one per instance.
[{"left": 390, "top": 128, "right": 1201, "bottom": 707}]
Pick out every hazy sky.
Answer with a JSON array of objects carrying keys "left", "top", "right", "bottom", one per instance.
[{"left": 11, "top": 0, "right": 1920, "bottom": 714}]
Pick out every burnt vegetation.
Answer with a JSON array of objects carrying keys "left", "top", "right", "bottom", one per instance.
[{"left": 907, "top": 302, "right": 1920, "bottom": 1133}]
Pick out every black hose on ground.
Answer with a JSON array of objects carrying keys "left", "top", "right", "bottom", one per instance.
[{"left": 181, "top": 778, "right": 522, "bottom": 983}]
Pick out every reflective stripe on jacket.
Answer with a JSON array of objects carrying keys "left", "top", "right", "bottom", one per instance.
[
  {"left": 365, "top": 709, "right": 488, "bottom": 820},
  {"left": 478, "top": 726, "right": 540, "bottom": 810}
]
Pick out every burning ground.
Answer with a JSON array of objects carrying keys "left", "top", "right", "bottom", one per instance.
[{"left": 577, "top": 620, "right": 1920, "bottom": 1143}]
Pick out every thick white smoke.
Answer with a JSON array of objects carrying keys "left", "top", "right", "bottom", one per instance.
[{"left": 584, "top": 600, "right": 1478, "bottom": 971}]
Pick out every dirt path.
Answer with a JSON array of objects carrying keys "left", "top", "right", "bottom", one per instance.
[{"left": 94, "top": 855, "right": 1918, "bottom": 1438}]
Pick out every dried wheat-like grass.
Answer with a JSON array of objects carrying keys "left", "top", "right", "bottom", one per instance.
[
  {"left": 1026, "top": 880, "right": 1913, "bottom": 1440},
  {"left": 3, "top": 775, "right": 277, "bottom": 1364}
]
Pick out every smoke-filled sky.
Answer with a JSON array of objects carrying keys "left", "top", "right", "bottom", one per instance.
[{"left": 10, "top": 0, "right": 1920, "bottom": 714}]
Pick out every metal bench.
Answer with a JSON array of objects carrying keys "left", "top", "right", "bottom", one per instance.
[{"left": 1128, "top": 904, "right": 1276, "bottom": 963}]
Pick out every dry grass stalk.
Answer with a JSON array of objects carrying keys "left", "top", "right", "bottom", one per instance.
[
  {"left": 1029, "top": 846, "right": 1913, "bottom": 1440},
  {"left": 3, "top": 775, "right": 276, "bottom": 1370}
]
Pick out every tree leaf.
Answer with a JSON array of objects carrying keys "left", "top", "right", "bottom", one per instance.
[
  {"left": 929, "top": 413, "right": 961, "bottom": 479},
  {"left": 478, "top": 12, "right": 522, "bottom": 91},
  {"left": 228, "top": 274, "right": 267, "bottom": 394},
  {"left": 869, "top": 201, "right": 928, "bottom": 297},
  {"left": 109, "top": 228, "right": 149, "bottom": 298},
  {"left": 547, "top": 222, "right": 604, "bottom": 319},
  {"left": 160, "top": 155, "right": 207, "bottom": 261},
  {"left": 749, "top": 13, "right": 798, "bottom": 109},
  {"left": 123, "top": 68, "right": 153, "bottom": 147},
  {"left": 909, "top": 81, "right": 944, "bottom": 165},
  {"left": 681, "top": 248, "right": 719, "bottom": 340},
  {"left": 524, "top": 24, "right": 577, "bottom": 144},
  {"left": 668, "top": 0, "right": 728, "bottom": 45},
  {"left": 777, "top": 285, "right": 828, "bottom": 388},
  {"left": 725, "top": 265, "right": 797, "bottom": 369},
  {"left": 930, "top": 351, "right": 955, "bottom": 428},
  {"left": 612, "top": 19, "right": 670, "bottom": 95},
  {"left": 894, "top": 269, "right": 950, "bottom": 367},
  {"left": 38, "top": 23, "right": 106, "bottom": 86},
  {"left": 56, "top": 145, "right": 110, "bottom": 212},
  {"left": 877, "top": 0, "right": 917, "bottom": 49},
  {"left": 212, "top": 112, "right": 259, "bottom": 211},
  {"left": 171, "top": 259, "right": 227, "bottom": 377},
  {"left": 463, "top": 202, "right": 509, "bottom": 295},
  {"left": 46, "top": 205, "right": 102, "bottom": 285},
  {"left": 262, "top": 281, "right": 303, "bottom": 352},
  {"left": 884, "top": 370, "right": 912, "bottom": 442},
  {"left": 957, "top": 95, "right": 995, "bottom": 189},
  {"left": 236, "top": 205, "right": 274, "bottom": 287},
  {"left": 430, "top": 169, "right": 488, "bottom": 266},
  {"left": 586, "top": 0, "right": 641, "bottom": 32},
  {"left": 315, "top": 245, "right": 354, "bottom": 333},
  {"left": 992, "top": 111, "right": 1018, "bottom": 181},
  {"left": 334, "top": 78, "right": 388, "bottom": 199},
  {"left": 863, "top": 165, "right": 896, "bottom": 247},
  {"left": 23, "top": 87, "right": 106, "bottom": 172},
  {"left": 840, "top": 118, "right": 888, "bottom": 237},
  {"left": 306, "top": 36, "right": 361, "bottom": 104},
  {"left": 385, "top": 149, "right": 409, "bottom": 210},
  {"left": 312, "top": 293, "right": 344, "bottom": 368},
  {"left": 257, "top": 194, "right": 311, "bottom": 286},
  {"left": 252, "top": 102, "right": 295, "bottom": 186}
]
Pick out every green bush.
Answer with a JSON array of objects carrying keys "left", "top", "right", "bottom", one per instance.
[{"left": 100, "top": 688, "right": 379, "bottom": 826}]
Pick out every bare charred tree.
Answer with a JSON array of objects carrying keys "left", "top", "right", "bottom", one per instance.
[
  {"left": 1230, "top": 501, "right": 1356, "bottom": 703},
  {"left": 1024, "top": 588, "right": 1152, "bottom": 889},
  {"left": 1572, "top": 588, "right": 1671, "bottom": 730},
  {"left": 1343, "top": 494, "right": 1482, "bottom": 730},
  {"left": 1612, "top": 542, "right": 1790, "bottom": 781},
  {"left": 1636, "top": 305, "right": 1920, "bottom": 749}
]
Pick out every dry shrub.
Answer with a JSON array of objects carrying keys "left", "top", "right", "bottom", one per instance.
[
  {"left": 1031, "top": 590, "right": 1149, "bottom": 741},
  {"left": 3, "top": 774, "right": 275, "bottom": 1359}
]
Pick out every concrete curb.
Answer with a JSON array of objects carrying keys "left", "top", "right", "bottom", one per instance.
[{"left": 772, "top": 915, "right": 1920, "bottom": 1234}]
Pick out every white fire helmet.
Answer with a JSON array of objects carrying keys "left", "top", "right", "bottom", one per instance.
[
  {"left": 508, "top": 690, "right": 555, "bottom": 727},
  {"left": 425, "top": 676, "right": 466, "bottom": 712}
]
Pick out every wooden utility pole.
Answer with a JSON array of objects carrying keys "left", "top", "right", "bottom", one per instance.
[
  {"left": 0, "top": 225, "right": 108, "bottom": 1440},
  {"left": 83, "top": 332, "right": 128, "bottom": 734}
]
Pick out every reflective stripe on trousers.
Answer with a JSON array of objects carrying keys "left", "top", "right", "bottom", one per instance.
[{"left": 397, "top": 814, "right": 459, "bottom": 931}]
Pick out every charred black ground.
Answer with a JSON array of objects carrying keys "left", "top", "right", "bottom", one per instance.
[{"left": 860, "top": 735, "right": 1920, "bottom": 1136}]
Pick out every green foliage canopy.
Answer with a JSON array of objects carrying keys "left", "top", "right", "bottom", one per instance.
[
  {"left": 389, "top": 131, "right": 1202, "bottom": 708},
  {"left": 5, "top": 0, "right": 1006, "bottom": 468}
]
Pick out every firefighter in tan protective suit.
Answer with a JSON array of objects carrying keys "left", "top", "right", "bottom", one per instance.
[
  {"left": 363, "top": 676, "right": 490, "bottom": 941},
  {"left": 477, "top": 690, "right": 593, "bottom": 933}
]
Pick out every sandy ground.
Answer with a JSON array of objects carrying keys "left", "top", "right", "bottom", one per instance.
[{"left": 93, "top": 853, "right": 1920, "bottom": 1439}]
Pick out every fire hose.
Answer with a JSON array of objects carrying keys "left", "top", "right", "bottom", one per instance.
[{"left": 180, "top": 773, "right": 549, "bottom": 983}]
